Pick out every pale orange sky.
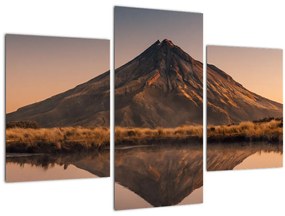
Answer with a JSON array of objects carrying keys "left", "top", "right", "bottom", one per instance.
[
  {"left": 207, "top": 46, "right": 283, "bottom": 104},
  {"left": 115, "top": 7, "right": 203, "bottom": 68},
  {"left": 6, "top": 34, "right": 109, "bottom": 113}
]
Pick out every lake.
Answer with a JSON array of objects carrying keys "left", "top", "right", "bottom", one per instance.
[
  {"left": 114, "top": 145, "right": 203, "bottom": 210},
  {"left": 207, "top": 142, "right": 283, "bottom": 171},
  {"left": 6, "top": 151, "right": 110, "bottom": 182}
]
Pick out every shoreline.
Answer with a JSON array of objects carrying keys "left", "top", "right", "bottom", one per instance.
[
  {"left": 6, "top": 142, "right": 109, "bottom": 154},
  {"left": 6, "top": 149, "right": 110, "bottom": 157},
  {"left": 115, "top": 136, "right": 202, "bottom": 146},
  {"left": 207, "top": 135, "right": 282, "bottom": 144}
]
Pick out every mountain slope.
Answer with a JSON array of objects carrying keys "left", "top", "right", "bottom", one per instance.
[
  {"left": 207, "top": 64, "right": 282, "bottom": 125},
  {"left": 6, "top": 72, "right": 110, "bottom": 127},
  {"left": 115, "top": 39, "right": 203, "bottom": 128}
]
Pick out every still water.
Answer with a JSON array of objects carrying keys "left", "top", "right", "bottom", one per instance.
[
  {"left": 115, "top": 145, "right": 203, "bottom": 210},
  {"left": 207, "top": 142, "right": 283, "bottom": 171},
  {"left": 6, "top": 151, "right": 110, "bottom": 182}
]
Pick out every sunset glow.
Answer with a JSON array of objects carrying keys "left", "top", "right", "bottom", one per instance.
[{"left": 6, "top": 35, "right": 109, "bottom": 113}]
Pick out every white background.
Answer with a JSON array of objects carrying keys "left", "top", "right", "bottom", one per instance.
[{"left": 0, "top": 0, "right": 284, "bottom": 215}]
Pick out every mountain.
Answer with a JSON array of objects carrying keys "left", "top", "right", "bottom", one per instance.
[
  {"left": 115, "top": 39, "right": 203, "bottom": 127},
  {"left": 7, "top": 39, "right": 282, "bottom": 127},
  {"left": 6, "top": 72, "right": 110, "bottom": 127},
  {"left": 115, "top": 39, "right": 282, "bottom": 126},
  {"left": 207, "top": 64, "right": 283, "bottom": 125}
]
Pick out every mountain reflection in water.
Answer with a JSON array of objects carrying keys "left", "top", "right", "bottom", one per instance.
[
  {"left": 207, "top": 142, "right": 283, "bottom": 171},
  {"left": 115, "top": 145, "right": 203, "bottom": 209},
  {"left": 6, "top": 150, "right": 110, "bottom": 182}
]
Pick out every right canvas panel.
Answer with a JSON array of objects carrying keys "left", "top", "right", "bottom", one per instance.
[{"left": 207, "top": 45, "right": 283, "bottom": 171}]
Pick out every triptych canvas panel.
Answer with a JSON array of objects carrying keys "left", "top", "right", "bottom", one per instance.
[
  {"left": 5, "top": 35, "right": 110, "bottom": 181},
  {"left": 4, "top": 6, "right": 283, "bottom": 211},
  {"left": 114, "top": 7, "right": 203, "bottom": 210},
  {"left": 206, "top": 46, "right": 283, "bottom": 171}
]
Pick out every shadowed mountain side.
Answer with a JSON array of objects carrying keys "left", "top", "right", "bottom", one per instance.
[
  {"left": 6, "top": 72, "right": 110, "bottom": 127},
  {"left": 6, "top": 151, "right": 110, "bottom": 177},
  {"left": 115, "top": 145, "right": 203, "bottom": 207},
  {"left": 115, "top": 39, "right": 203, "bottom": 128},
  {"left": 207, "top": 143, "right": 283, "bottom": 171},
  {"left": 207, "top": 64, "right": 283, "bottom": 125}
]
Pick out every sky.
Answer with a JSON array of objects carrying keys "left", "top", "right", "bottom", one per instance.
[
  {"left": 114, "top": 7, "right": 203, "bottom": 68},
  {"left": 6, "top": 34, "right": 109, "bottom": 113},
  {"left": 207, "top": 46, "right": 283, "bottom": 103}
]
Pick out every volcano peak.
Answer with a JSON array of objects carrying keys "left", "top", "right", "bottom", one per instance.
[{"left": 160, "top": 39, "right": 174, "bottom": 47}]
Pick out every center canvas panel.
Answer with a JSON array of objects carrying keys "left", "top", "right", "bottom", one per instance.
[{"left": 114, "top": 7, "right": 203, "bottom": 210}]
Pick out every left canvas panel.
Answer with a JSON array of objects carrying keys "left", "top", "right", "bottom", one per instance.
[{"left": 5, "top": 34, "right": 110, "bottom": 182}]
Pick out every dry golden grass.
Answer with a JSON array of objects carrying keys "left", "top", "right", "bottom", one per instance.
[
  {"left": 208, "top": 119, "right": 283, "bottom": 143},
  {"left": 7, "top": 119, "right": 281, "bottom": 153},
  {"left": 6, "top": 127, "right": 109, "bottom": 153},
  {"left": 115, "top": 119, "right": 282, "bottom": 145},
  {"left": 115, "top": 125, "right": 203, "bottom": 145}
]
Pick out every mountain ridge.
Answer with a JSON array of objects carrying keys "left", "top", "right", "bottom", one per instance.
[
  {"left": 207, "top": 62, "right": 282, "bottom": 125},
  {"left": 7, "top": 39, "right": 282, "bottom": 127},
  {"left": 7, "top": 70, "right": 110, "bottom": 127}
]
